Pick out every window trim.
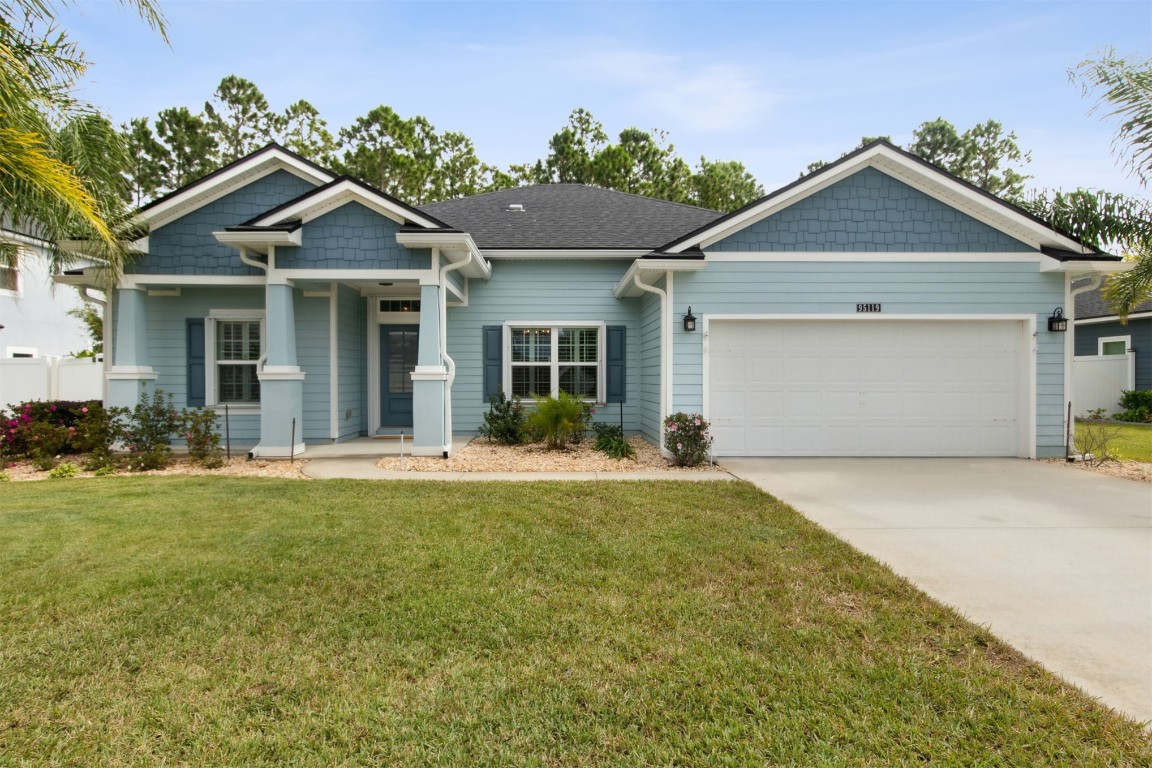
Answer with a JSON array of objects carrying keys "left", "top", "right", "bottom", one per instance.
[
  {"left": 502, "top": 321, "right": 606, "bottom": 402},
  {"left": 205, "top": 309, "right": 265, "bottom": 409},
  {"left": 1098, "top": 335, "right": 1131, "bottom": 356},
  {"left": 0, "top": 249, "right": 21, "bottom": 297}
]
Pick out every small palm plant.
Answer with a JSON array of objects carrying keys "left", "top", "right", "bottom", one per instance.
[{"left": 529, "top": 391, "right": 589, "bottom": 450}]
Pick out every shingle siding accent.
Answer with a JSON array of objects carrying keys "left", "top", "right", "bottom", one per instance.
[
  {"left": 710, "top": 168, "right": 1034, "bottom": 253},
  {"left": 1075, "top": 318, "right": 1152, "bottom": 391},
  {"left": 134, "top": 170, "right": 318, "bottom": 275},
  {"left": 674, "top": 261, "right": 1067, "bottom": 457},
  {"left": 279, "top": 202, "right": 432, "bottom": 270}
]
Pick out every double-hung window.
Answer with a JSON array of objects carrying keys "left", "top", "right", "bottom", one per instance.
[
  {"left": 207, "top": 312, "right": 264, "bottom": 406},
  {"left": 505, "top": 322, "right": 604, "bottom": 401}
]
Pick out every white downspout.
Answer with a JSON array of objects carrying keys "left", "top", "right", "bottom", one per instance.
[
  {"left": 439, "top": 249, "right": 473, "bottom": 455},
  {"left": 632, "top": 271, "right": 671, "bottom": 454},
  {"left": 239, "top": 246, "right": 268, "bottom": 274},
  {"left": 1066, "top": 274, "right": 1103, "bottom": 455}
]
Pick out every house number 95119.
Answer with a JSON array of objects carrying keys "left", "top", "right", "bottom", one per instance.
[{"left": 856, "top": 303, "right": 882, "bottom": 313}]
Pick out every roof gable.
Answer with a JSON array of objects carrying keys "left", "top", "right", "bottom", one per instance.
[
  {"left": 247, "top": 177, "right": 448, "bottom": 230},
  {"left": 708, "top": 167, "right": 1034, "bottom": 253},
  {"left": 418, "top": 184, "right": 721, "bottom": 251},
  {"left": 135, "top": 144, "right": 336, "bottom": 230},
  {"left": 662, "top": 141, "right": 1101, "bottom": 256},
  {"left": 1075, "top": 283, "right": 1152, "bottom": 320}
]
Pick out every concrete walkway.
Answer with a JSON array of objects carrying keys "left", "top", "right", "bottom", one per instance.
[
  {"left": 302, "top": 457, "right": 735, "bottom": 482},
  {"left": 722, "top": 457, "right": 1152, "bottom": 724}
]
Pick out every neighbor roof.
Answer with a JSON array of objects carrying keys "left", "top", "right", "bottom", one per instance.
[
  {"left": 1075, "top": 283, "right": 1152, "bottom": 320},
  {"left": 418, "top": 184, "right": 721, "bottom": 250}
]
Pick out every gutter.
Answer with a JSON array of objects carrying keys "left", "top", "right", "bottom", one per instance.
[{"left": 1065, "top": 274, "right": 1104, "bottom": 458}]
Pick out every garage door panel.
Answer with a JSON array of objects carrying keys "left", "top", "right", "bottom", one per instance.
[{"left": 708, "top": 320, "right": 1024, "bottom": 457}]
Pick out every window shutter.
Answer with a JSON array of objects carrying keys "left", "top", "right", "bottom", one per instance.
[
  {"left": 187, "top": 318, "right": 206, "bottom": 408},
  {"left": 606, "top": 325, "right": 626, "bottom": 403},
  {"left": 482, "top": 325, "right": 502, "bottom": 401}
]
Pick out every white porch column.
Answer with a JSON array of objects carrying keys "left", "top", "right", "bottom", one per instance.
[
  {"left": 254, "top": 281, "right": 305, "bottom": 457},
  {"left": 411, "top": 282, "right": 447, "bottom": 456},
  {"left": 106, "top": 287, "right": 156, "bottom": 409}
]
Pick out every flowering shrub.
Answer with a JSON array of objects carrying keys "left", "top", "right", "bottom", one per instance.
[
  {"left": 185, "top": 409, "right": 224, "bottom": 468},
  {"left": 1, "top": 400, "right": 100, "bottom": 459},
  {"left": 74, "top": 403, "right": 129, "bottom": 471},
  {"left": 663, "top": 412, "right": 713, "bottom": 467}
]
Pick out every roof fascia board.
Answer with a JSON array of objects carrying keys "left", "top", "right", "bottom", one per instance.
[
  {"left": 1075, "top": 311, "right": 1152, "bottom": 325},
  {"left": 483, "top": 249, "right": 650, "bottom": 259},
  {"left": 672, "top": 144, "right": 1091, "bottom": 255},
  {"left": 213, "top": 229, "right": 302, "bottom": 249},
  {"left": 138, "top": 150, "right": 335, "bottom": 230},
  {"left": 613, "top": 258, "right": 704, "bottom": 298}
]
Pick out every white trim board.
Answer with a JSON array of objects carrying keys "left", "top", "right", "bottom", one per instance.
[
  {"left": 251, "top": 179, "right": 442, "bottom": 230},
  {"left": 1076, "top": 311, "right": 1152, "bottom": 325},
  {"left": 705, "top": 251, "right": 1044, "bottom": 263}
]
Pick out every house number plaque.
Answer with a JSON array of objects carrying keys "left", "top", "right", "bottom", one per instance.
[{"left": 856, "top": 303, "right": 882, "bottom": 313}]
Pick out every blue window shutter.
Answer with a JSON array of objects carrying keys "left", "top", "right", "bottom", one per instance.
[
  {"left": 606, "top": 325, "right": 626, "bottom": 403},
  {"left": 482, "top": 325, "right": 502, "bottom": 400},
  {"left": 187, "top": 318, "right": 206, "bottom": 408}
]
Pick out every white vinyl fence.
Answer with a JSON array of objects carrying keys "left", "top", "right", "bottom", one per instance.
[
  {"left": 0, "top": 357, "right": 104, "bottom": 407},
  {"left": 1072, "top": 353, "right": 1136, "bottom": 416}
]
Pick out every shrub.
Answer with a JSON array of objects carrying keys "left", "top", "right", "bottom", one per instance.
[
  {"left": 48, "top": 462, "right": 79, "bottom": 479},
  {"left": 75, "top": 403, "right": 128, "bottom": 471},
  {"left": 1113, "top": 390, "right": 1152, "bottom": 423},
  {"left": 664, "top": 412, "right": 713, "bottom": 467},
  {"left": 1, "top": 399, "right": 99, "bottom": 459},
  {"left": 123, "top": 390, "right": 183, "bottom": 471},
  {"left": 478, "top": 391, "right": 528, "bottom": 445},
  {"left": 1075, "top": 409, "right": 1121, "bottom": 467},
  {"left": 185, "top": 409, "right": 224, "bottom": 468},
  {"left": 529, "top": 392, "right": 590, "bottom": 450},
  {"left": 591, "top": 422, "right": 636, "bottom": 460}
]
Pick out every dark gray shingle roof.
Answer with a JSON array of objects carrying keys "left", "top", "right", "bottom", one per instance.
[
  {"left": 1075, "top": 283, "right": 1152, "bottom": 320},
  {"left": 418, "top": 184, "right": 721, "bottom": 250}
]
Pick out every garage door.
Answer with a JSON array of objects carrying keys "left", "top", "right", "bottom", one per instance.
[{"left": 707, "top": 320, "right": 1025, "bottom": 457}]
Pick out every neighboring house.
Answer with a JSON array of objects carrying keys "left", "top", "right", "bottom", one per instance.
[
  {"left": 1074, "top": 284, "right": 1152, "bottom": 392},
  {"left": 59, "top": 140, "right": 1126, "bottom": 459},
  {"left": 1, "top": 226, "right": 97, "bottom": 359}
]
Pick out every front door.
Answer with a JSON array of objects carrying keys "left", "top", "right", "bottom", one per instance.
[{"left": 380, "top": 325, "right": 419, "bottom": 427}]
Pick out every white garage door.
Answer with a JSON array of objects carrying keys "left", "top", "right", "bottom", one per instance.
[{"left": 707, "top": 320, "right": 1025, "bottom": 457}]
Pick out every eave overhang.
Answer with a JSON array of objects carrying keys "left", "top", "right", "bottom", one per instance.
[
  {"left": 1039, "top": 257, "right": 1133, "bottom": 274},
  {"left": 613, "top": 256, "right": 708, "bottom": 299},
  {"left": 394, "top": 230, "right": 491, "bottom": 280},
  {"left": 213, "top": 227, "right": 302, "bottom": 254}
]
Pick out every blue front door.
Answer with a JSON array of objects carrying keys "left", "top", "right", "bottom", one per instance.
[{"left": 380, "top": 325, "right": 419, "bottom": 427}]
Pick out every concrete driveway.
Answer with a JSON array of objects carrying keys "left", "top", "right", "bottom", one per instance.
[{"left": 721, "top": 458, "right": 1152, "bottom": 724}]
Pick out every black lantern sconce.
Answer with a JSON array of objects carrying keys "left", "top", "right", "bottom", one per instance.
[
  {"left": 683, "top": 307, "right": 697, "bottom": 332},
  {"left": 1047, "top": 308, "right": 1068, "bottom": 333}
]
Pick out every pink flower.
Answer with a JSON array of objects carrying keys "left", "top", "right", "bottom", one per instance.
[
  {"left": 67, "top": 427, "right": 75, "bottom": 432},
  {"left": 81, "top": 407, "right": 88, "bottom": 413},
  {"left": 677, "top": 442, "right": 683, "bottom": 450},
  {"left": 694, "top": 418, "right": 701, "bottom": 426},
  {"left": 49, "top": 405, "right": 56, "bottom": 412},
  {"left": 668, "top": 423, "right": 678, "bottom": 432}
]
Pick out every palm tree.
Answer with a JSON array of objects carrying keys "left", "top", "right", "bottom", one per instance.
[{"left": 0, "top": 0, "right": 167, "bottom": 278}]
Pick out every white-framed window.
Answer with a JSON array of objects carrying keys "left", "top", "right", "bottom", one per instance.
[
  {"left": 0, "top": 248, "right": 20, "bottom": 296},
  {"left": 6, "top": 346, "right": 37, "bottom": 358},
  {"left": 206, "top": 310, "right": 264, "bottom": 406},
  {"left": 503, "top": 322, "right": 605, "bottom": 401},
  {"left": 1099, "top": 335, "right": 1131, "bottom": 356}
]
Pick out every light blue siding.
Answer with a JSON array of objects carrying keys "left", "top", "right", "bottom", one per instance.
[
  {"left": 445, "top": 267, "right": 465, "bottom": 299},
  {"left": 445, "top": 259, "right": 641, "bottom": 434},
  {"left": 672, "top": 260, "right": 1067, "bottom": 457},
  {"left": 711, "top": 168, "right": 1033, "bottom": 253},
  {"left": 295, "top": 293, "right": 330, "bottom": 441},
  {"left": 135, "top": 286, "right": 333, "bottom": 446},
  {"left": 337, "top": 285, "right": 366, "bottom": 439},
  {"left": 142, "top": 287, "right": 264, "bottom": 446},
  {"left": 137, "top": 170, "right": 318, "bottom": 275},
  {"left": 1076, "top": 318, "right": 1152, "bottom": 391},
  {"left": 278, "top": 202, "right": 432, "bottom": 270}
]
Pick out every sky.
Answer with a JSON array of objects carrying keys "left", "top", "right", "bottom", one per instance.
[{"left": 57, "top": 0, "right": 1152, "bottom": 198}]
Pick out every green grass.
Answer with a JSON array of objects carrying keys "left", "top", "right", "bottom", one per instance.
[
  {"left": 1109, "top": 422, "right": 1152, "bottom": 461},
  {"left": 1, "top": 479, "right": 1148, "bottom": 766}
]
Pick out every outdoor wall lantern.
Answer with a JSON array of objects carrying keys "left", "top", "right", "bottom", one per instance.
[
  {"left": 1048, "top": 308, "right": 1068, "bottom": 333},
  {"left": 683, "top": 307, "right": 697, "bottom": 332}
]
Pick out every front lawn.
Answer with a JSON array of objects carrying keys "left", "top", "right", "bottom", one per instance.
[
  {"left": 1110, "top": 421, "right": 1152, "bottom": 461},
  {"left": 1, "top": 479, "right": 1148, "bottom": 765}
]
